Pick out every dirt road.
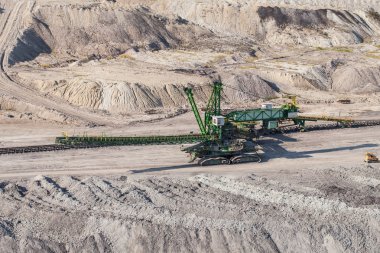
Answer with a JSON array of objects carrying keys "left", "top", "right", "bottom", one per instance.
[
  {"left": 0, "top": 125, "right": 379, "bottom": 251},
  {"left": 0, "top": 123, "right": 379, "bottom": 179}
]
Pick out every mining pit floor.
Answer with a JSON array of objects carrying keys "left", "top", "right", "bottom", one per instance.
[{"left": 0, "top": 113, "right": 380, "bottom": 252}]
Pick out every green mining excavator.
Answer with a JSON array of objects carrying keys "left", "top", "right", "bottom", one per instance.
[
  {"left": 56, "top": 82, "right": 351, "bottom": 165},
  {"left": 180, "top": 82, "right": 300, "bottom": 165}
]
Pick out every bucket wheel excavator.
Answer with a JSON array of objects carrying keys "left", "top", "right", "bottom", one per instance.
[
  {"left": 182, "top": 82, "right": 262, "bottom": 166},
  {"left": 54, "top": 81, "right": 358, "bottom": 166}
]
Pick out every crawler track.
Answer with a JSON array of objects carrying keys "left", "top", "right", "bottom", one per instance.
[{"left": 0, "top": 120, "right": 380, "bottom": 156}]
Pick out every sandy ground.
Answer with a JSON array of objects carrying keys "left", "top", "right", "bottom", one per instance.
[
  {"left": 0, "top": 113, "right": 380, "bottom": 179},
  {"left": 0, "top": 119, "right": 380, "bottom": 252},
  {"left": 0, "top": 0, "right": 380, "bottom": 252}
]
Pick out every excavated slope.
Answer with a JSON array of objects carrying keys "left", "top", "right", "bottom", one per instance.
[
  {"left": 255, "top": 58, "right": 380, "bottom": 94},
  {"left": 332, "top": 64, "right": 380, "bottom": 93},
  {"left": 9, "top": 1, "right": 380, "bottom": 65},
  {"left": 23, "top": 71, "right": 278, "bottom": 112},
  {"left": 151, "top": 0, "right": 380, "bottom": 47},
  {"left": 9, "top": 4, "right": 212, "bottom": 65},
  {"left": 4, "top": 0, "right": 380, "bottom": 114},
  {"left": 150, "top": 0, "right": 380, "bottom": 12}
]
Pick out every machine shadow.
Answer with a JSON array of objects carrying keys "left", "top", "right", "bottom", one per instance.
[
  {"left": 130, "top": 163, "right": 199, "bottom": 174},
  {"left": 132, "top": 135, "right": 378, "bottom": 173},
  {"left": 259, "top": 135, "right": 378, "bottom": 162}
]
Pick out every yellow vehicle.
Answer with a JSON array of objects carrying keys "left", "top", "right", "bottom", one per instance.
[{"left": 364, "top": 153, "right": 379, "bottom": 163}]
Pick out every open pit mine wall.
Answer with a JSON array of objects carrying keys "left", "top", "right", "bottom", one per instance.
[
  {"left": 8, "top": 0, "right": 380, "bottom": 65},
  {"left": 151, "top": 1, "right": 380, "bottom": 47},
  {"left": 8, "top": 5, "right": 212, "bottom": 65},
  {"left": 3, "top": 0, "right": 380, "bottom": 113}
]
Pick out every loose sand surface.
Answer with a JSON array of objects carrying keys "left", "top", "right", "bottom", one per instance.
[
  {"left": 0, "top": 115, "right": 379, "bottom": 179},
  {"left": 0, "top": 115, "right": 379, "bottom": 252},
  {"left": 0, "top": 0, "right": 380, "bottom": 252}
]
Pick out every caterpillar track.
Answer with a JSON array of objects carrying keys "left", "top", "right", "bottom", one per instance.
[{"left": 0, "top": 120, "right": 379, "bottom": 156}]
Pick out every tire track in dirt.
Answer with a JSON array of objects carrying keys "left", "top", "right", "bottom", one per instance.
[
  {"left": 191, "top": 174, "right": 380, "bottom": 218},
  {"left": 0, "top": 173, "right": 379, "bottom": 252}
]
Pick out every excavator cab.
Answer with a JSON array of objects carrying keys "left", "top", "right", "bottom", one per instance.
[{"left": 281, "top": 94, "right": 298, "bottom": 111}]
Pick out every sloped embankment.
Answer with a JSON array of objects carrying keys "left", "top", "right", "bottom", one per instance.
[
  {"left": 9, "top": 1, "right": 380, "bottom": 65},
  {"left": 23, "top": 71, "right": 278, "bottom": 112},
  {"left": 8, "top": 4, "right": 212, "bottom": 65},
  {"left": 5, "top": 0, "right": 380, "bottom": 115},
  {"left": 152, "top": 1, "right": 379, "bottom": 47}
]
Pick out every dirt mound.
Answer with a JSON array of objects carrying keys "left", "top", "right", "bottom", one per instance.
[
  {"left": 151, "top": 1, "right": 378, "bottom": 47},
  {"left": 222, "top": 71, "right": 280, "bottom": 101},
  {"left": 332, "top": 64, "right": 380, "bottom": 93},
  {"left": 23, "top": 71, "right": 278, "bottom": 112},
  {"left": 0, "top": 94, "right": 72, "bottom": 123},
  {"left": 8, "top": 0, "right": 380, "bottom": 66},
  {"left": 8, "top": 4, "right": 212, "bottom": 65},
  {"left": 32, "top": 79, "right": 192, "bottom": 112},
  {"left": 257, "top": 7, "right": 373, "bottom": 46},
  {"left": 8, "top": 28, "right": 52, "bottom": 65},
  {"left": 150, "top": 0, "right": 380, "bottom": 13}
]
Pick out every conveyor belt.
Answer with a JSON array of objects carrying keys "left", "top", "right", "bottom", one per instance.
[
  {"left": 0, "top": 144, "right": 78, "bottom": 155},
  {"left": 270, "top": 120, "right": 380, "bottom": 134},
  {"left": 55, "top": 134, "right": 211, "bottom": 146},
  {"left": 0, "top": 134, "right": 211, "bottom": 156},
  {"left": 0, "top": 121, "right": 379, "bottom": 156}
]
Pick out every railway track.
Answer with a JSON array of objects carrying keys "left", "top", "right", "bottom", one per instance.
[{"left": 1, "top": 120, "right": 380, "bottom": 156}]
